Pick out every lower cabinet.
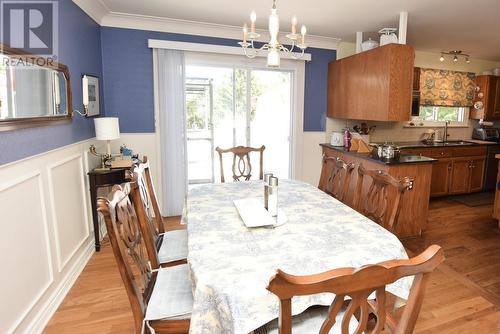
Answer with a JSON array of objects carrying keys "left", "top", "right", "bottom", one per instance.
[
  {"left": 430, "top": 159, "right": 453, "bottom": 196},
  {"left": 470, "top": 157, "right": 486, "bottom": 192},
  {"left": 401, "top": 146, "right": 486, "bottom": 197},
  {"left": 449, "top": 158, "right": 474, "bottom": 195}
]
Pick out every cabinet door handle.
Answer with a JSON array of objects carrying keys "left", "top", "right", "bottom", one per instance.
[
  {"left": 440, "top": 152, "right": 445, "bottom": 156},
  {"left": 448, "top": 164, "right": 452, "bottom": 171}
]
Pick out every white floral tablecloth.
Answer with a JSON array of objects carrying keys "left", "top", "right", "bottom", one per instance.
[{"left": 184, "top": 180, "right": 412, "bottom": 334}]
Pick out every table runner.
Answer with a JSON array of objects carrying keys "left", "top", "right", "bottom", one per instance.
[{"left": 185, "top": 180, "right": 412, "bottom": 333}]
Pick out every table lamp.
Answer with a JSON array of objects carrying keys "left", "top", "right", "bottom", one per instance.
[{"left": 89, "top": 117, "right": 120, "bottom": 170}]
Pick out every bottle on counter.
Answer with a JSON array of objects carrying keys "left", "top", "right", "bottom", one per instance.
[
  {"left": 268, "top": 176, "right": 279, "bottom": 217},
  {"left": 343, "top": 128, "right": 352, "bottom": 150}
]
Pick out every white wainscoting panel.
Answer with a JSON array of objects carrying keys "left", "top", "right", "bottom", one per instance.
[
  {"left": 0, "top": 138, "right": 101, "bottom": 334},
  {"left": 47, "top": 154, "right": 90, "bottom": 272},
  {"left": 0, "top": 171, "right": 53, "bottom": 334}
]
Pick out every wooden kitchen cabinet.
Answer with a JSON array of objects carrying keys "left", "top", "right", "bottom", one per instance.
[
  {"left": 470, "top": 157, "right": 486, "bottom": 192},
  {"left": 401, "top": 146, "right": 486, "bottom": 196},
  {"left": 321, "top": 144, "right": 432, "bottom": 238},
  {"left": 470, "top": 75, "right": 500, "bottom": 121},
  {"left": 430, "top": 158, "right": 452, "bottom": 196},
  {"left": 327, "top": 44, "right": 415, "bottom": 121},
  {"left": 413, "top": 67, "right": 421, "bottom": 91},
  {"left": 449, "top": 158, "right": 473, "bottom": 195}
]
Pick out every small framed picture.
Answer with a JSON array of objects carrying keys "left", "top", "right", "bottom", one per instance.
[{"left": 84, "top": 75, "right": 100, "bottom": 117}]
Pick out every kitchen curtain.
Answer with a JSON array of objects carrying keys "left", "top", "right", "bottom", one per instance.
[
  {"left": 155, "top": 49, "right": 187, "bottom": 216},
  {"left": 419, "top": 68, "right": 475, "bottom": 107}
]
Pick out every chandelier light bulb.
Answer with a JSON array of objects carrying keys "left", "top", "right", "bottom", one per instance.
[
  {"left": 466, "top": 57, "right": 470, "bottom": 63},
  {"left": 301, "top": 25, "right": 307, "bottom": 36},
  {"left": 291, "top": 16, "right": 297, "bottom": 34},
  {"left": 439, "top": 55, "right": 445, "bottom": 62},
  {"left": 242, "top": 23, "right": 248, "bottom": 43},
  {"left": 453, "top": 55, "right": 458, "bottom": 62},
  {"left": 250, "top": 11, "right": 256, "bottom": 23},
  {"left": 250, "top": 10, "right": 257, "bottom": 34}
]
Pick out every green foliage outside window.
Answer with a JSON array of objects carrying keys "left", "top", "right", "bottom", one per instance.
[{"left": 418, "top": 106, "right": 463, "bottom": 122}]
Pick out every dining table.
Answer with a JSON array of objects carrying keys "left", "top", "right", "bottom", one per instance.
[{"left": 184, "top": 179, "right": 412, "bottom": 334}]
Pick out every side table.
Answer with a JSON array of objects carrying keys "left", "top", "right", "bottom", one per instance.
[{"left": 88, "top": 168, "right": 129, "bottom": 251}]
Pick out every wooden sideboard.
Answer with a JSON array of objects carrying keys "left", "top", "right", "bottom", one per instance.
[{"left": 320, "top": 144, "right": 433, "bottom": 238}]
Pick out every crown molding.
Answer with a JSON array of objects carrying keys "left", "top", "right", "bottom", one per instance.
[
  {"left": 101, "top": 12, "right": 340, "bottom": 50},
  {"left": 72, "top": 1, "right": 341, "bottom": 50},
  {"left": 72, "top": 0, "right": 109, "bottom": 24}
]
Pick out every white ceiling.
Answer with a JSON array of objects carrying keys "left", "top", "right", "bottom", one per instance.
[{"left": 93, "top": 0, "right": 500, "bottom": 61}]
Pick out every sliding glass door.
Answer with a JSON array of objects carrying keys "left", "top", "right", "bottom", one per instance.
[{"left": 186, "top": 63, "right": 292, "bottom": 184}]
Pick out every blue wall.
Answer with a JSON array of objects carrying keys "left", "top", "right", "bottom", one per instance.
[
  {"left": 0, "top": 0, "right": 103, "bottom": 165},
  {"left": 101, "top": 27, "right": 336, "bottom": 133},
  {"left": 0, "top": 6, "right": 336, "bottom": 166}
]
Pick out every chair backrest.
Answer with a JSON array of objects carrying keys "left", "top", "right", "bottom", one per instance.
[
  {"left": 267, "top": 245, "right": 444, "bottom": 334},
  {"left": 215, "top": 145, "right": 265, "bottom": 183},
  {"left": 135, "top": 157, "right": 165, "bottom": 234},
  {"left": 97, "top": 182, "right": 154, "bottom": 334},
  {"left": 354, "top": 164, "right": 413, "bottom": 232},
  {"left": 318, "top": 156, "right": 355, "bottom": 202}
]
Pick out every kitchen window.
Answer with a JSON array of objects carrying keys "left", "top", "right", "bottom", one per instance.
[{"left": 414, "top": 106, "right": 467, "bottom": 125}]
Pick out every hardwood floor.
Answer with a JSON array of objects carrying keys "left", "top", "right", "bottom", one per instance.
[{"left": 44, "top": 200, "right": 500, "bottom": 333}]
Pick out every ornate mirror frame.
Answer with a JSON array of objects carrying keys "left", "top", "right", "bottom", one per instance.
[{"left": 0, "top": 43, "right": 72, "bottom": 131}]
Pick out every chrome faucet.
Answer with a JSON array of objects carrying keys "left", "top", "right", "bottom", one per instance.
[{"left": 443, "top": 120, "right": 450, "bottom": 142}]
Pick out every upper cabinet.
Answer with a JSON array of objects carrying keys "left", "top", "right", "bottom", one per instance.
[
  {"left": 327, "top": 44, "right": 415, "bottom": 121},
  {"left": 470, "top": 75, "right": 500, "bottom": 121},
  {"left": 413, "top": 67, "right": 421, "bottom": 91}
]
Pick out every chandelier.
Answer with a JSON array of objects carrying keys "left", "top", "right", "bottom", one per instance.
[{"left": 238, "top": 0, "right": 307, "bottom": 67}]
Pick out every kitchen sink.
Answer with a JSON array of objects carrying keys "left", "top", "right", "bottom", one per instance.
[{"left": 423, "top": 140, "right": 473, "bottom": 146}]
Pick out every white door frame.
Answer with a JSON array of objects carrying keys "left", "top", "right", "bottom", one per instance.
[{"left": 152, "top": 49, "right": 305, "bottom": 208}]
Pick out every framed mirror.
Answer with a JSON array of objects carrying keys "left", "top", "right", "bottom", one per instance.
[{"left": 0, "top": 43, "right": 72, "bottom": 131}]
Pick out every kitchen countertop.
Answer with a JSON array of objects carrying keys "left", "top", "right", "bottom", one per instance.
[
  {"left": 320, "top": 143, "right": 437, "bottom": 165},
  {"left": 371, "top": 140, "right": 498, "bottom": 149}
]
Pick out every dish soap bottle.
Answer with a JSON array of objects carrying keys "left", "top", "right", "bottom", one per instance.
[{"left": 343, "top": 128, "right": 352, "bottom": 150}]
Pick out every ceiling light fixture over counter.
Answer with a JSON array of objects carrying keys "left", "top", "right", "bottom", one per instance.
[
  {"left": 239, "top": 0, "right": 307, "bottom": 67},
  {"left": 440, "top": 50, "right": 470, "bottom": 64}
]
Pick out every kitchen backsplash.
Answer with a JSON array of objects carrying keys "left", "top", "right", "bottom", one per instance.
[{"left": 325, "top": 117, "right": 498, "bottom": 143}]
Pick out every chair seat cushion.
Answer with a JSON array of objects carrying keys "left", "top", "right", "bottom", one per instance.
[
  {"left": 264, "top": 306, "right": 358, "bottom": 334},
  {"left": 145, "top": 264, "right": 193, "bottom": 321},
  {"left": 158, "top": 229, "right": 188, "bottom": 263}
]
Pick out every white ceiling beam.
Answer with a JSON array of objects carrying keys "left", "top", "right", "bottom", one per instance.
[{"left": 398, "top": 12, "right": 408, "bottom": 45}]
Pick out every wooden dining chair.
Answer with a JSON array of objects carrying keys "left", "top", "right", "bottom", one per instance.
[
  {"left": 318, "top": 156, "right": 355, "bottom": 203},
  {"left": 132, "top": 157, "right": 188, "bottom": 268},
  {"left": 215, "top": 145, "right": 265, "bottom": 183},
  {"left": 98, "top": 183, "right": 192, "bottom": 334},
  {"left": 266, "top": 245, "right": 444, "bottom": 334},
  {"left": 354, "top": 164, "right": 413, "bottom": 233}
]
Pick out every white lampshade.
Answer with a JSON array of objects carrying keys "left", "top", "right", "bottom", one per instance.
[{"left": 94, "top": 117, "right": 120, "bottom": 141}]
